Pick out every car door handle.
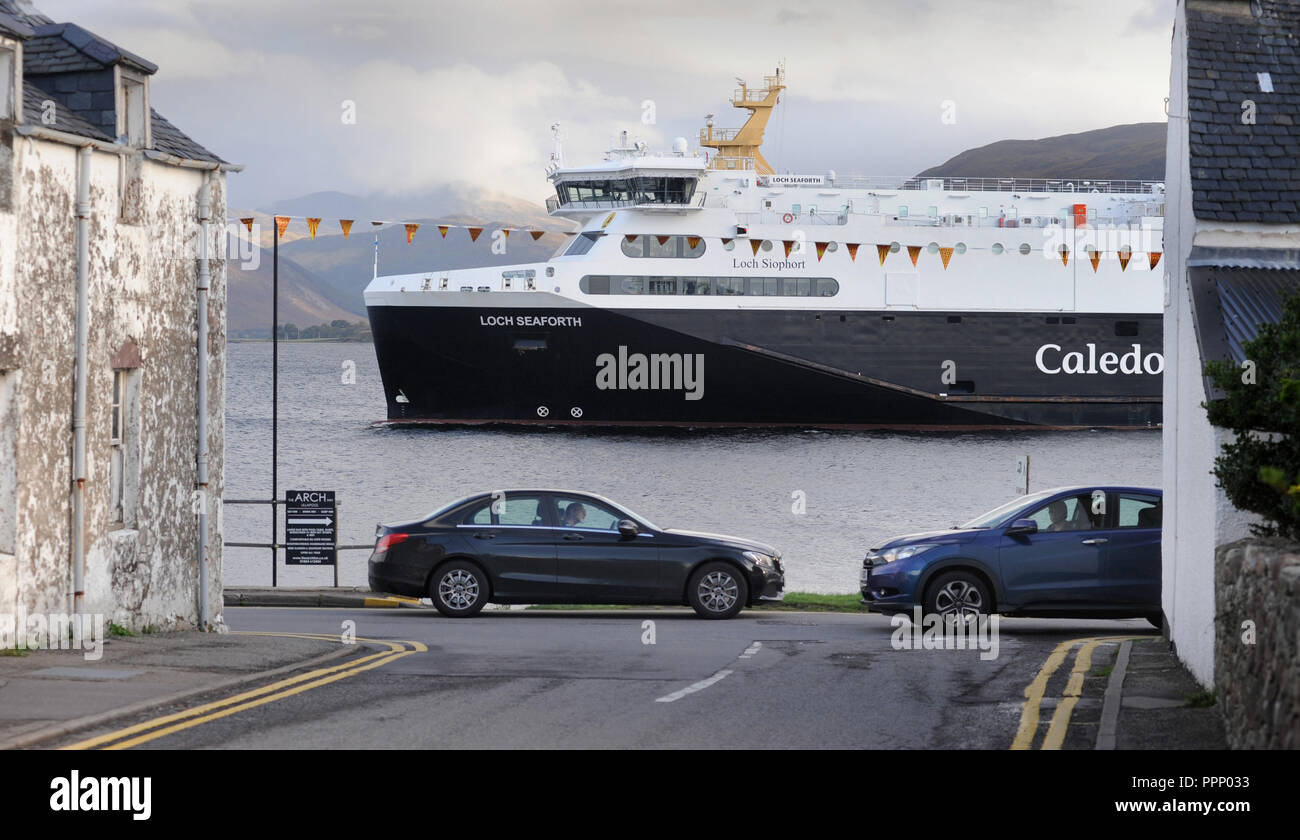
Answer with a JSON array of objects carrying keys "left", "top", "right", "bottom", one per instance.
[
  {"left": 563, "top": 534, "right": 584, "bottom": 541},
  {"left": 1081, "top": 538, "right": 1108, "bottom": 545},
  {"left": 474, "top": 533, "right": 496, "bottom": 540}
]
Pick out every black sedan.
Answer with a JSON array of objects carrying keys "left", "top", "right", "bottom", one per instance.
[{"left": 368, "top": 489, "right": 785, "bottom": 619}]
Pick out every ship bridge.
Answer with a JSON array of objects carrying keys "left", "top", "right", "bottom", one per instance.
[{"left": 547, "top": 134, "right": 708, "bottom": 216}]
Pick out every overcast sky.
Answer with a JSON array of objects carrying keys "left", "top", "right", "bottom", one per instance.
[{"left": 37, "top": 0, "right": 1177, "bottom": 211}]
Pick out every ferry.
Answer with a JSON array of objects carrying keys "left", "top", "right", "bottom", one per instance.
[{"left": 364, "top": 66, "right": 1165, "bottom": 428}]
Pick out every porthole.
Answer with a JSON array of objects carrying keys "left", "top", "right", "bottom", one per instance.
[
  {"left": 827, "top": 241, "right": 839, "bottom": 252},
  {"left": 1019, "top": 243, "right": 1032, "bottom": 255},
  {"left": 927, "top": 242, "right": 940, "bottom": 254},
  {"left": 955, "top": 242, "right": 967, "bottom": 254},
  {"left": 723, "top": 239, "right": 736, "bottom": 251},
  {"left": 890, "top": 241, "right": 901, "bottom": 253},
  {"left": 991, "top": 243, "right": 1004, "bottom": 255},
  {"left": 761, "top": 240, "right": 773, "bottom": 252}
]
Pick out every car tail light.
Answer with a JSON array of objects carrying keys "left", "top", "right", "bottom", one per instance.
[{"left": 375, "top": 532, "right": 410, "bottom": 553}]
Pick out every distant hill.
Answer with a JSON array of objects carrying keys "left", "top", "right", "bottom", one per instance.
[
  {"left": 226, "top": 251, "right": 362, "bottom": 337},
  {"left": 917, "top": 123, "right": 1167, "bottom": 181}
]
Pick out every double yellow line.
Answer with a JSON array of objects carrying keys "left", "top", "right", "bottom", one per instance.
[
  {"left": 1011, "top": 635, "right": 1148, "bottom": 750},
  {"left": 62, "top": 632, "right": 426, "bottom": 750}
]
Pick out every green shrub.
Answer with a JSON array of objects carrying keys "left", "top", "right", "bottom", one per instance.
[{"left": 1204, "top": 291, "right": 1300, "bottom": 540}]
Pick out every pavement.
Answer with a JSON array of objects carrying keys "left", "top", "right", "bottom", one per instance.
[{"left": 0, "top": 591, "right": 1228, "bottom": 749}]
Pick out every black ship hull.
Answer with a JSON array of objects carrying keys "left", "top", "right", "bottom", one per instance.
[{"left": 366, "top": 303, "right": 1163, "bottom": 429}]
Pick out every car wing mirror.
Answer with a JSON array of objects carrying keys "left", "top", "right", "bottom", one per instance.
[
  {"left": 617, "top": 519, "right": 640, "bottom": 539},
  {"left": 1005, "top": 518, "right": 1038, "bottom": 536}
]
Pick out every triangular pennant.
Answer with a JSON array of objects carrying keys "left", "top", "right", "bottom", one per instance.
[
  {"left": 876, "top": 244, "right": 890, "bottom": 265},
  {"left": 274, "top": 216, "right": 290, "bottom": 238},
  {"left": 1090, "top": 251, "right": 1101, "bottom": 272},
  {"left": 371, "top": 221, "right": 383, "bottom": 227},
  {"left": 1060, "top": 248, "right": 1069, "bottom": 267},
  {"left": 1118, "top": 250, "right": 1132, "bottom": 271},
  {"left": 468, "top": 227, "right": 483, "bottom": 242},
  {"left": 339, "top": 219, "right": 354, "bottom": 238},
  {"left": 1149, "top": 251, "right": 1162, "bottom": 270},
  {"left": 846, "top": 243, "right": 860, "bottom": 262},
  {"left": 624, "top": 234, "right": 639, "bottom": 243},
  {"left": 240, "top": 217, "right": 254, "bottom": 233},
  {"left": 721, "top": 238, "right": 733, "bottom": 246},
  {"left": 750, "top": 239, "right": 762, "bottom": 256},
  {"left": 501, "top": 228, "right": 511, "bottom": 239},
  {"left": 686, "top": 236, "right": 701, "bottom": 250},
  {"left": 438, "top": 225, "right": 449, "bottom": 238},
  {"left": 656, "top": 235, "right": 671, "bottom": 246},
  {"left": 939, "top": 246, "right": 954, "bottom": 269},
  {"left": 306, "top": 217, "right": 321, "bottom": 239},
  {"left": 529, "top": 229, "right": 544, "bottom": 241},
  {"left": 907, "top": 245, "right": 921, "bottom": 266},
  {"left": 783, "top": 240, "right": 795, "bottom": 258},
  {"left": 404, "top": 223, "right": 419, "bottom": 244},
  {"left": 814, "top": 242, "right": 828, "bottom": 261}
]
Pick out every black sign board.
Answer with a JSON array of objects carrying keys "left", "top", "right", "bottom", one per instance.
[{"left": 285, "top": 490, "right": 336, "bottom": 565}]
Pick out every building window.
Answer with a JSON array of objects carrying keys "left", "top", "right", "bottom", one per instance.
[
  {"left": 0, "top": 45, "right": 15, "bottom": 122},
  {"left": 109, "top": 368, "right": 141, "bottom": 527},
  {"left": 119, "top": 72, "right": 148, "bottom": 147}
]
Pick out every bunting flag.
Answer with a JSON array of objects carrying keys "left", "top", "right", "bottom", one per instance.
[
  {"left": 939, "top": 246, "right": 955, "bottom": 269},
  {"left": 876, "top": 244, "right": 890, "bottom": 265},
  {"left": 438, "top": 225, "right": 450, "bottom": 238},
  {"left": 686, "top": 236, "right": 701, "bottom": 250},
  {"left": 656, "top": 235, "right": 671, "bottom": 246},
  {"left": 306, "top": 217, "right": 322, "bottom": 239},
  {"left": 1090, "top": 250, "right": 1101, "bottom": 272},
  {"left": 814, "top": 241, "right": 828, "bottom": 261},
  {"left": 339, "top": 219, "right": 354, "bottom": 239},
  {"left": 907, "top": 245, "right": 922, "bottom": 266},
  {"left": 1118, "top": 250, "right": 1132, "bottom": 271},
  {"left": 274, "top": 216, "right": 290, "bottom": 238},
  {"left": 468, "top": 227, "right": 483, "bottom": 242},
  {"left": 1060, "top": 248, "right": 1069, "bottom": 267},
  {"left": 625, "top": 234, "right": 639, "bottom": 243},
  {"left": 371, "top": 221, "right": 383, "bottom": 227},
  {"left": 563, "top": 231, "right": 578, "bottom": 236},
  {"left": 240, "top": 217, "right": 254, "bottom": 233},
  {"left": 783, "top": 240, "right": 795, "bottom": 258},
  {"left": 502, "top": 229, "right": 511, "bottom": 239},
  {"left": 404, "top": 223, "right": 419, "bottom": 244},
  {"left": 750, "top": 239, "right": 762, "bottom": 256},
  {"left": 529, "top": 230, "right": 545, "bottom": 241},
  {"left": 1149, "top": 251, "right": 1162, "bottom": 270},
  {"left": 721, "top": 238, "right": 733, "bottom": 246},
  {"left": 846, "top": 243, "right": 860, "bottom": 261}
]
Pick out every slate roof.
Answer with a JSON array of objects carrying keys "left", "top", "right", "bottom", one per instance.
[
  {"left": 21, "top": 79, "right": 111, "bottom": 141},
  {"left": 1186, "top": 0, "right": 1300, "bottom": 223},
  {"left": 149, "top": 108, "right": 225, "bottom": 164},
  {"left": 24, "top": 22, "right": 157, "bottom": 75},
  {"left": 0, "top": 8, "right": 34, "bottom": 39}
]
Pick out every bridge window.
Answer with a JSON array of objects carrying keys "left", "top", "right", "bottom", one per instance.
[
  {"left": 620, "top": 234, "right": 707, "bottom": 259},
  {"left": 580, "top": 276, "right": 838, "bottom": 297}
]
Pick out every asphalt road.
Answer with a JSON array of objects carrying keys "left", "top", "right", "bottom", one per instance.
[{"left": 61, "top": 607, "right": 1157, "bottom": 750}]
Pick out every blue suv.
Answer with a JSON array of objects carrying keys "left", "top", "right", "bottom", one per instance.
[{"left": 860, "top": 486, "right": 1162, "bottom": 628}]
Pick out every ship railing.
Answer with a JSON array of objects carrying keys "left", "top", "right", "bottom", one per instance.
[
  {"left": 708, "top": 155, "right": 757, "bottom": 171},
  {"left": 701, "top": 127, "right": 743, "bottom": 144},
  {"left": 783, "top": 175, "right": 1163, "bottom": 195}
]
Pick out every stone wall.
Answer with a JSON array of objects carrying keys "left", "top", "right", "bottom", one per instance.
[{"left": 1214, "top": 538, "right": 1300, "bottom": 749}]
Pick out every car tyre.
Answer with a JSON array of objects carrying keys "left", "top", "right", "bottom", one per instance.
[
  {"left": 924, "top": 571, "right": 991, "bottom": 621},
  {"left": 430, "top": 560, "right": 489, "bottom": 618},
  {"left": 688, "top": 562, "right": 748, "bottom": 620}
]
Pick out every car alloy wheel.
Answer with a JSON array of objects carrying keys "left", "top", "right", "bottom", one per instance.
[
  {"left": 430, "top": 562, "right": 488, "bottom": 617},
  {"left": 699, "top": 571, "right": 739, "bottom": 613},
  {"left": 688, "top": 562, "right": 748, "bottom": 619},
  {"left": 926, "top": 571, "right": 990, "bottom": 622}
]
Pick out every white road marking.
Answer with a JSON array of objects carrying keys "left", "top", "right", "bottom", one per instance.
[
  {"left": 739, "top": 641, "right": 762, "bottom": 659},
  {"left": 655, "top": 669, "right": 734, "bottom": 703}
]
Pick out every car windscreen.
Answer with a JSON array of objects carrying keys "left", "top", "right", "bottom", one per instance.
[{"left": 960, "top": 490, "right": 1057, "bottom": 529}]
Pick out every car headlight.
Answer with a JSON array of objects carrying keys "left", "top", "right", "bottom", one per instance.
[
  {"left": 872, "top": 544, "right": 939, "bottom": 564},
  {"left": 743, "top": 551, "right": 776, "bottom": 569}
]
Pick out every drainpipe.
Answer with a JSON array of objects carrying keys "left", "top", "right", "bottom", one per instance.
[
  {"left": 71, "top": 145, "right": 91, "bottom": 617},
  {"left": 196, "top": 172, "right": 212, "bottom": 629}
]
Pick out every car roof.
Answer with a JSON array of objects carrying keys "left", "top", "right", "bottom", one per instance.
[{"left": 1034, "top": 485, "right": 1161, "bottom": 496}]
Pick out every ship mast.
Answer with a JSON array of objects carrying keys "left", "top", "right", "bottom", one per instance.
[{"left": 698, "top": 63, "right": 785, "bottom": 175}]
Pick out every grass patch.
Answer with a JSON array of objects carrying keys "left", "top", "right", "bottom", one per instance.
[
  {"left": 0, "top": 647, "right": 29, "bottom": 657},
  {"left": 107, "top": 622, "right": 135, "bottom": 637},
  {"left": 1092, "top": 665, "right": 1114, "bottom": 678},
  {"left": 141, "top": 624, "right": 160, "bottom": 634},
  {"left": 1185, "top": 691, "right": 1217, "bottom": 708},
  {"left": 525, "top": 592, "right": 867, "bottom": 613}
]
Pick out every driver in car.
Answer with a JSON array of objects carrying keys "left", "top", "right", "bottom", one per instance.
[{"left": 561, "top": 502, "right": 587, "bottom": 527}]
